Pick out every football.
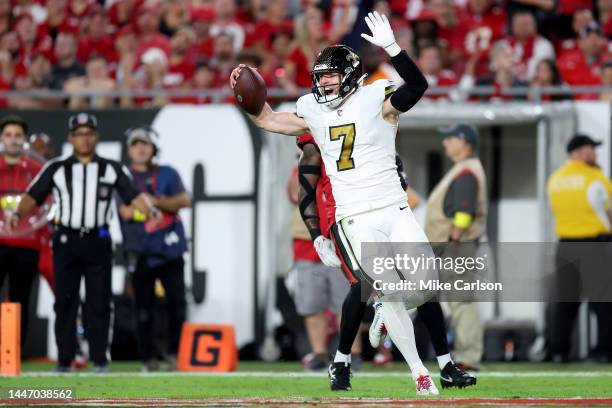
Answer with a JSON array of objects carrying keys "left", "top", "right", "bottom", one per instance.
[{"left": 234, "top": 66, "right": 267, "bottom": 115}]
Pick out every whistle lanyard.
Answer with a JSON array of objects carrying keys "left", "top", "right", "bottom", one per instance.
[{"left": 131, "top": 166, "right": 158, "bottom": 195}]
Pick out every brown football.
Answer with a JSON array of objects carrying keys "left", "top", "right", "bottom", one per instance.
[{"left": 234, "top": 66, "right": 267, "bottom": 115}]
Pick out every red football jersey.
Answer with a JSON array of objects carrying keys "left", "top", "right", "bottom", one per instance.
[{"left": 459, "top": 6, "right": 507, "bottom": 76}]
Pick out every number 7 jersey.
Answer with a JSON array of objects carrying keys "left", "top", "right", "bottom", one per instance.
[{"left": 296, "top": 79, "right": 406, "bottom": 222}]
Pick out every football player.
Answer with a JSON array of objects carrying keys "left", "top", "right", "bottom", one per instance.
[
  {"left": 230, "top": 11, "right": 445, "bottom": 395},
  {"left": 297, "top": 134, "right": 476, "bottom": 392}
]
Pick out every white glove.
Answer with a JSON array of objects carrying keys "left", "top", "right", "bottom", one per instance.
[
  {"left": 314, "top": 235, "right": 342, "bottom": 268},
  {"left": 360, "top": 11, "right": 401, "bottom": 57}
]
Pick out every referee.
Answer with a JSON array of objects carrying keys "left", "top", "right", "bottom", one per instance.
[{"left": 7, "top": 112, "right": 161, "bottom": 373}]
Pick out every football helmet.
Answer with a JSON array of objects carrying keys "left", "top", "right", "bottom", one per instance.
[{"left": 311, "top": 45, "right": 364, "bottom": 109}]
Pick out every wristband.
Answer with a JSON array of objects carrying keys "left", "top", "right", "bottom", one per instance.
[{"left": 384, "top": 42, "right": 402, "bottom": 57}]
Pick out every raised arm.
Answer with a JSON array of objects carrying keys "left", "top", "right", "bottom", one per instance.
[
  {"left": 361, "top": 12, "right": 428, "bottom": 123},
  {"left": 230, "top": 65, "right": 309, "bottom": 136}
]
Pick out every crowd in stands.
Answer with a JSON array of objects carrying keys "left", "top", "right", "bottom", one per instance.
[{"left": 1, "top": 0, "right": 611, "bottom": 107}]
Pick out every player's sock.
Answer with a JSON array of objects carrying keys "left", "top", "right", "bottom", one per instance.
[
  {"left": 338, "top": 283, "right": 367, "bottom": 355},
  {"left": 436, "top": 353, "right": 453, "bottom": 371},
  {"left": 379, "top": 301, "right": 425, "bottom": 374},
  {"left": 333, "top": 351, "right": 350, "bottom": 364},
  {"left": 416, "top": 301, "right": 450, "bottom": 357}
]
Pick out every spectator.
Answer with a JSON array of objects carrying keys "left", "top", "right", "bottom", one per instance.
[
  {"left": 0, "top": 0, "right": 11, "bottom": 35},
  {"left": 118, "top": 126, "right": 190, "bottom": 372},
  {"left": 165, "top": 26, "right": 197, "bottom": 91},
  {"left": 135, "top": 2, "right": 171, "bottom": 60},
  {"left": 558, "top": 22, "right": 609, "bottom": 98},
  {"left": 210, "top": 0, "right": 245, "bottom": 54},
  {"left": 10, "top": 52, "right": 52, "bottom": 108},
  {"left": 508, "top": 10, "right": 555, "bottom": 81},
  {"left": 459, "top": 0, "right": 508, "bottom": 76},
  {"left": 600, "top": 61, "right": 612, "bottom": 100},
  {"left": 598, "top": 0, "right": 612, "bottom": 37},
  {"left": 251, "top": 0, "right": 293, "bottom": 50},
  {"left": 12, "top": 0, "right": 47, "bottom": 24},
  {"left": 417, "top": 43, "right": 458, "bottom": 99},
  {"left": 410, "top": 10, "right": 438, "bottom": 54},
  {"left": 191, "top": 8, "right": 215, "bottom": 60},
  {"left": 430, "top": 0, "right": 464, "bottom": 70},
  {"left": 461, "top": 40, "right": 528, "bottom": 101},
  {"left": 262, "top": 29, "right": 293, "bottom": 89},
  {"left": 529, "top": 58, "right": 573, "bottom": 101},
  {"left": 49, "top": 32, "right": 85, "bottom": 90},
  {"left": 282, "top": 6, "right": 331, "bottom": 97},
  {"left": 64, "top": 56, "right": 116, "bottom": 109},
  {"left": 68, "top": 0, "right": 93, "bottom": 19},
  {"left": 210, "top": 31, "right": 237, "bottom": 88},
  {"left": 160, "top": 0, "right": 191, "bottom": 37},
  {"left": 77, "top": 5, "right": 117, "bottom": 64},
  {"left": 107, "top": 0, "right": 144, "bottom": 27},
  {"left": 181, "top": 60, "right": 214, "bottom": 104},
  {"left": 558, "top": 8, "right": 595, "bottom": 53},
  {"left": 38, "top": 0, "right": 79, "bottom": 42},
  {"left": 15, "top": 12, "right": 51, "bottom": 66}
]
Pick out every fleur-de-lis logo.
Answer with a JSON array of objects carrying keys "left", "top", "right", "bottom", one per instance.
[{"left": 346, "top": 52, "right": 358, "bottom": 66}]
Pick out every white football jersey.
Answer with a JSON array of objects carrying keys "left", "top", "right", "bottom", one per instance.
[{"left": 296, "top": 79, "right": 406, "bottom": 221}]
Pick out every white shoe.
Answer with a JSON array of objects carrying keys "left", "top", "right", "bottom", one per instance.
[
  {"left": 413, "top": 368, "right": 439, "bottom": 396},
  {"left": 368, "top": 302, "right": 385, "bottom": 348}
]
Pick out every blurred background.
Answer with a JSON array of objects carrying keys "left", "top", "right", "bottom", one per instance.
[{"left": 0, "top": 0, "right": 611, "bottom": 370}]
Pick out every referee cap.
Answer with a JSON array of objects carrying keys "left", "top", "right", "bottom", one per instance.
[
  {"left": 438, "top": 124, "right": 479, "bottom": 148},
  {"left": 567, "top": 134, "right": 602, "bottom": 153},
  {"left": 69, "top": 112, "right": 97, "bottom": 132}
]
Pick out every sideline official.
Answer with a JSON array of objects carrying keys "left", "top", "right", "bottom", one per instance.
[
  {"left": 8, "top": 113, "right": 161, "bottom": 373},
  {"left": 0, "top": 115, "right": 44, "bottom": 344},
  {"left": 547, "top": 134, "right": 612, "bottom": 362},
  {"left": 425, "top": 124, "right": 488, "bottom": 371},
  {"left": 118, "top": 126, "right": 190, "bottom": 372}
]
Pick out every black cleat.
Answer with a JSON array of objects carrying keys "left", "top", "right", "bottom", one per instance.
[
  {"left": 440, "top": 362, "right": 477, "bottom": 389},
  {"left": 328, "top": 362, "right": 352, "bottom": 391}
]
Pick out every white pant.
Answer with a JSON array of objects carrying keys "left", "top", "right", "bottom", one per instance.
[{"left": 333, "top": 202, "right": 437, "bottom": 308}]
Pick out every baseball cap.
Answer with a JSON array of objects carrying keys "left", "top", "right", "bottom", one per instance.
[
  {"left": 126, "top": 126, "right": 159, "bottom": 149},
  {"left": 566, "top": 134, "right": 602, "bottom": 153},
  {"left": 438, "top": 124, "right": 479, "bottom": 147},
  {"left": 68, "top": 112, "right": 98, "bottom": 132}
]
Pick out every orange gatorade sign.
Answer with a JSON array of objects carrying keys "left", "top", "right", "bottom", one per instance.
[
  {"left": 1, "top": 303, "right": 21, "bottom": 376},
  {"left": 177, "top": 324, "right": 238, "bottom": 372}
]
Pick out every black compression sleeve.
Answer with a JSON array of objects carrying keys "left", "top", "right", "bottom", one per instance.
[
  {"left": 298, "top": 164, "right": 322, "bottom": 241},
  {"left": 389, "top": 50, "right": 428, "bottom": 112}
]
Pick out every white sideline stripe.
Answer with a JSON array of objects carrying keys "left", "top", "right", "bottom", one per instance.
[{"left": 14, "top": 371, "right": 612, "bottom": 378}]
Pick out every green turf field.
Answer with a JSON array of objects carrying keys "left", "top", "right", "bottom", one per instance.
[{"left": 2, "top": 361, "right": 612, "bottom": 406}]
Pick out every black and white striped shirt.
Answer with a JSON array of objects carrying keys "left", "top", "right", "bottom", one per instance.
[{"left": 27, "top": 154, "right": 139, "bottom": 230}]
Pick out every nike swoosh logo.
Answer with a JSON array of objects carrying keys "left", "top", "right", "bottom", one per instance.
[
  {"left": 399, "top": 206, "right": 409, "bottom": 211},
  {"left": 440, "top": 376, "right": 452, "bottom": 382}
]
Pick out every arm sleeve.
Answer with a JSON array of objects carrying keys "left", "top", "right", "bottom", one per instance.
[
  {"left": 447, "top": 172, "right": 478, "bottom": 217},
  {"left": 26, "top": 161, "right": 57, "bottom": 205},
  {"left": 114, "top": 163, "right": 140, "bottom": 204},
  {"left": 388, "top": 50, "right": 429, "bottom": 112}
]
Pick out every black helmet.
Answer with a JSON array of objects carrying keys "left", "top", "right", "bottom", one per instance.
[{"left": 311, "top": 45, "right": 363, "bottom": 107}]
